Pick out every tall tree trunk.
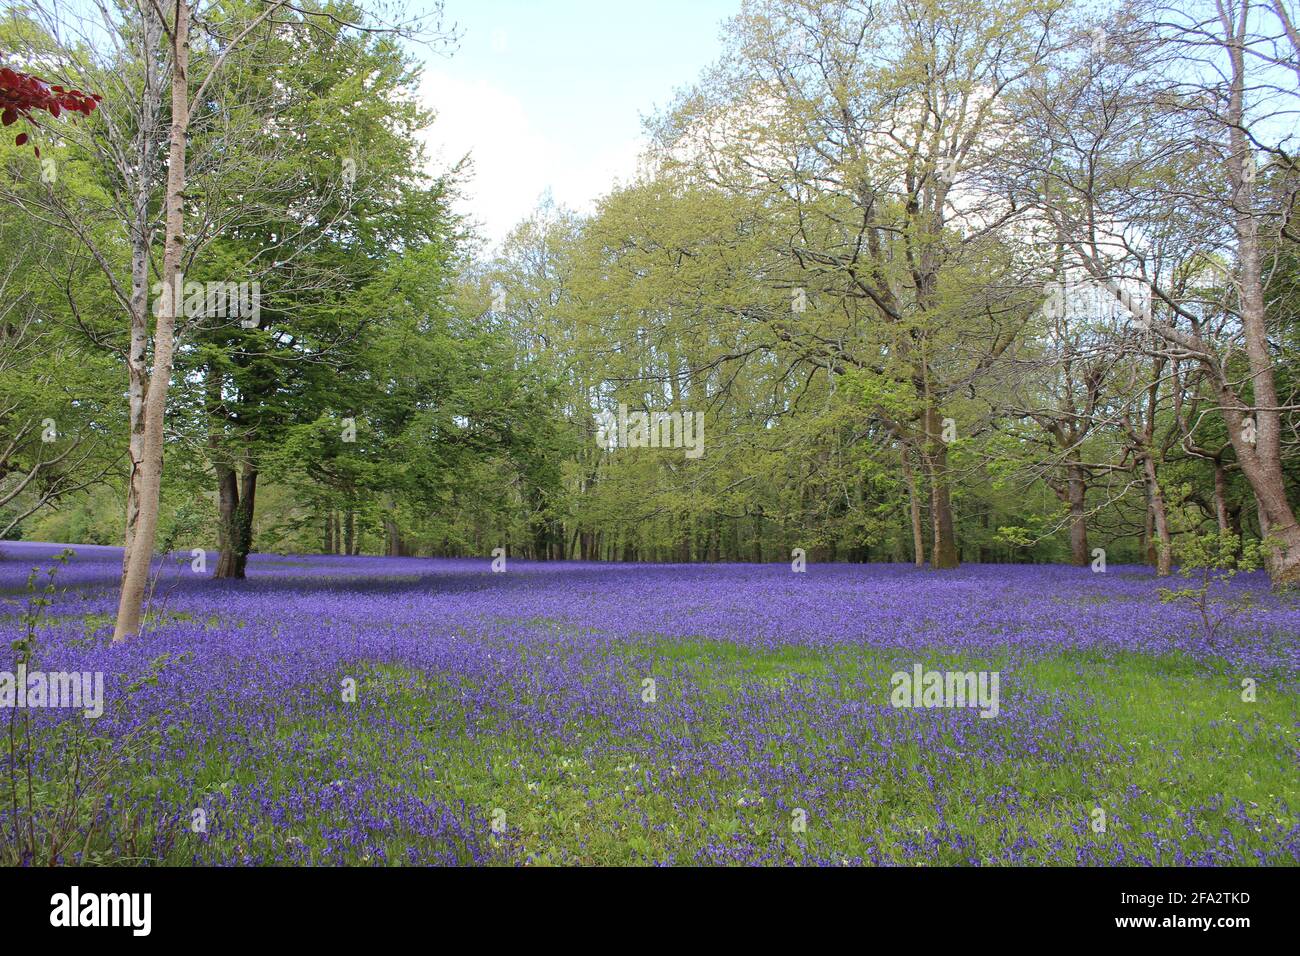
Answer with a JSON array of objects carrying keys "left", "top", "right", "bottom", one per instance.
[
  {"left": 923, "top": 410, "right": 960, "bottom": 569},
  {"left": 114, "top": 0, "right": 191, "bottom": 642},
  {"left": 1258, "top": 498, "right": 1272, "bottom": 555},
  {"left": 901, "top": 443, "right": 925, "bottom": 567},
  {"left": 233, "top": 466, "right": 256, "bottom": 575},
  {"left": 1067, "top": 461, "right": 1090, "bottom": 566},
  {"left": 119, "top": 5, "right": 164, "bottom": 586},
  {"left": 214, "top": 465, "right": 239, "bottom": 577},
  {"left": 1143, "top": 502, "right": 1157, "bottom": 566},
  {"left": 213, "top": 464, "right": 255, "bottom": 578},
  {"left": 208, "top": 361, "right": 240, "bottom": 579},
  {"left": 1212, "top": 463, "right": 1232, "bottom": 535},
  {"left": 928, "top": 473, "right": 959, "bottom": 569},
  {"left": 1221, "top": 3, "right": 1300, "bottom": 585},
  {"left": 1142, "top": 456, "right": 1172, "bottom": 576}
]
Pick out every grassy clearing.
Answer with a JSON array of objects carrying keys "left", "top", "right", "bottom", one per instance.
[{"left": 116, "top": 632, "right": 1298, "bottom": 866}]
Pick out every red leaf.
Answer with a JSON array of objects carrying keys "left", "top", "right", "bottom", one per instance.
[
  {"left": 14, "top": 132, "right": 27, "bottom": 146},
  {"left": 0, "top": 67, "right": 100, "bottom": 148}
]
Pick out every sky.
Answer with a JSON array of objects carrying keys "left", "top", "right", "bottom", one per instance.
[{"left": 415, "top": 0, "right": 738, "bottom": 249}]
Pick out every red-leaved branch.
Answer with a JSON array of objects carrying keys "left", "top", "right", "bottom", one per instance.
[{"left": 0, "top": 66, "right": 101, "bottom": 155}]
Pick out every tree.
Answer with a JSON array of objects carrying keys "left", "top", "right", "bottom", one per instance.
[
  {"left": 2, "top": 1, "right": 454, "bottom": 635},
  {"left": 1023, "top": 0, "right": 1300, "bottom": 584},
  {"left": 651, "top": 0, "right": 1067, "bottom": 568},
  {"left": 0, "top": 203, "right": 119, "bottom": 539},
  {"left": 171, "top": 2, "right": 459, "bottom": 577}
]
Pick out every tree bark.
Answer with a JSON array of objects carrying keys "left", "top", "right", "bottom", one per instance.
[
  {"left": 1142, "top": 455, "right": 1173, "bottom": 576},
  {"left": 1212, "top": 463, "right": 1232, "bottom": 535},
  {"left": 213, "top": 463, "right": 255, "bottom": 578},
  {"left": 114, "top": 0, "right": 190, "bottom": 642},
  {"left": 1220, "top": 0, "right": 1300, "bottom": 584},
  {"left": 119, "top": 5, "right": 164, "bottom": 586},
  {"left": 901, "top": 443, "right": 925, "bottom": 567},
  {"left": 1067, "top": 462, "right": 1090, "bottom": 566},
  {"left": 214, "top": 464, "right": 238, "bottom": 576},
  {"left": 923, "top": 408, "right": 960, "bottom": 569},
  {"left": 385, "top": 515, "right": 413, "bottom": 557}
]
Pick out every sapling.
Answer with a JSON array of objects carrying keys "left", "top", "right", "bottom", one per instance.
[
  {"left": 3, "top": 550, "right": 182, "bottom": 865},
  {"left": 1158, "top": 531, "right": 1270, "bottom": 646}
]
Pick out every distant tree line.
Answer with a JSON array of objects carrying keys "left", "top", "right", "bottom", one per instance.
[{"left": 2, "top": 0, "right": 1298, "bottom": 612}]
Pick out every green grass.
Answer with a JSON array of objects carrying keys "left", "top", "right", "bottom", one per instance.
[{"left": 101, "top": 633, "right": 1298, "bottom": 866}]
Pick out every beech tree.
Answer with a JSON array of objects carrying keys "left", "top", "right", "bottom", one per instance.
[
  {"left": 4, "top": 0, "right": 1293, "bottom": 578},
  {"left": 3, "top": 1, "right": 453, "bottom": 636},
  {"left": 647, "top": 0, "right": 1072, "bottom": 568}
]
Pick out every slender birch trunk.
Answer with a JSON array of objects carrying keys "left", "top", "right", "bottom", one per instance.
[{"left": 113, "top": 0, "right": 191, "bottom": 642}]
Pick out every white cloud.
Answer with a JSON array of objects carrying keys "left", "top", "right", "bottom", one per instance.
[{"left": 418, "top": 70, "right": 644, "bottom": 250}]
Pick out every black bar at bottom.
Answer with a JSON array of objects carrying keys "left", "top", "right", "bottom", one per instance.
[{"left": 0, "top": 865, "right": 1286, "bottom": 942}]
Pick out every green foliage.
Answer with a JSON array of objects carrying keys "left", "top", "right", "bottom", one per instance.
[
  {"left": 1158, "top": 532, "right": 1269, "bottom": 644},
  {"left": 3, "top": 0, "right": 1295, "bottom": 574},
  {"left": 2, "top": 551, "right": 182, "bottom": 865}
]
